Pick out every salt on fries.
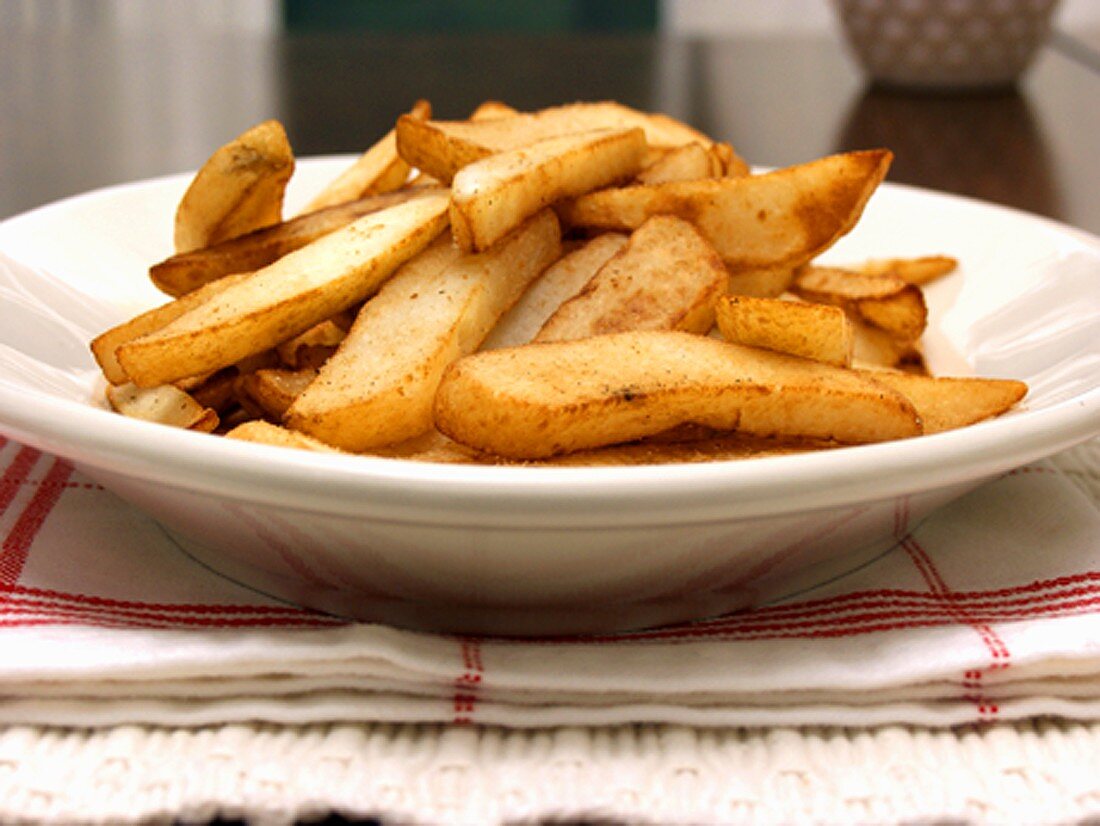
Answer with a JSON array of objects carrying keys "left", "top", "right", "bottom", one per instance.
[{"left": 91, "top": 100, "right": 1027, "bottom": 464}]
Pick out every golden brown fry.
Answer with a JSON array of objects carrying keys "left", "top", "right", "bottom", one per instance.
[
  {"left": 235, "top": 367, "right": 318, "bottom": 420},
  {"left": 301, "top": 100, "right": 432, "bottom": 214},
  {"left": 793, "top": 265, "right": 927, "bottom": 340},
  {"left": 91, "top": 272, "right": 252, "bottom": 385},
  {"left": 482, "top": 233, "right": 628, "bottom": 350},
  {"left": 150, "top": 188, "right": 437, "bottom": 298},
  {"left": 535, "top": 215, "right": 727, "bottom": 342},
  {"left": 559, "top": 149, "right": 893, "bottom": 272},
  {"left": 275, "top": 317, "right": 351, "bottom": 369},
  {"left": 860, "top": 371, "right": 1027, "bottom": 434},
  {"left": 396, "top": 100, "right": 720, "bottom": 183},
  {"left": 635, "top": 143, "right": 722, "bottom": 185},
  {"left": 286, "top": 211, "right": 562, "bottom": 451},
  {"left": 225, "top": 420, "right": 341, "bottom": 452},
  {"left": 434, "top": 330, "right": 921, "bottom": 459},
  {"left": 174, "top": 120, "right": 295, "bottom": 253},
  {"left": 107, "top": 383, "right": 219, "bottom": 432},
  {"left": 450, "top": 128, "right": 646, "bottom": 252},
  {"left": 860, "top": 255, "right": 958, "bottom": 286},
  {"left": 117, "top": 192, "right": 451, "bottom": 387},
  {"left": 715, "top": 295, "right": 853, "bottom": 367}
]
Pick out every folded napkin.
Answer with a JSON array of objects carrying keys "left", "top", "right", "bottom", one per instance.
[{"left": 1, "top": 434, "right": 1098, "bottom": 729}]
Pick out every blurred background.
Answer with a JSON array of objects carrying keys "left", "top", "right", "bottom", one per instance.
[{"left": 2, "top": 0, "right": 1099, "bottom": 231}]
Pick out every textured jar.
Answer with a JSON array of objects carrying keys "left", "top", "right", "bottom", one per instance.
[{"left": 836, "top": 0, "right": 1060, "bottom": 90}]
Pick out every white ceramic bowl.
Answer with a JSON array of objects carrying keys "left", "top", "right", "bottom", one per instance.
[{"left": 1, "top": 158, "right": 1098, "bottom": 636}]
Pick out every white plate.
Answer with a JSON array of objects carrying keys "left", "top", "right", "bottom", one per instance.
[{"left": 1, "top": 158, "right": 1098, "bottom": 636}]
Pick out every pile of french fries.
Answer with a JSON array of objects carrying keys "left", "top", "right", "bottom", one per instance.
[{"left": 91, "top": 100, "right": 1027, "bottom": 465}]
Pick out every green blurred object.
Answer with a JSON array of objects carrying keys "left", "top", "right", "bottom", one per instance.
[{"left": 283, "top": 0, "right": 658, "bottom": 32}]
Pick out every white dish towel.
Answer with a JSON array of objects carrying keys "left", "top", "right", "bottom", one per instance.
[{"left": 1, "top": 434, "right": 1099, "bottom": 729}]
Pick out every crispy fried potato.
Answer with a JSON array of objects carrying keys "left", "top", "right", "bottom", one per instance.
[
  {"left": 559, "top": 150, "right": 892, "bottom": 272},
  {"left": 434, "top": 330, "right": 921, "bottom": 459},
  {"left": 727, "top": 266, "right": 797, "bottom": 298},
  {"left": 117, "top": 192, "right": 451, "bottom": 387},
  {"left": 450, "top": 128, "right": 645, "bottom": 252},
  {"left": 715, "top": 295, "right": 853, "bottom": 367},
  {"left": 851, "top": 319, "right": 922, "bottom": 369},
  {"left": 91, "top": 272, "right": 252, "bottom": 385},
  {"left": 469, "top": 100, "right": 521, "bottom": 121},
  {"left": 535, "top": 215, "right": 727, "bottom": 342},
  {"left": 301, "top": 100, "right": 432, "bottom": 214},
  {"left": 286, "top": 211, "right": 562, "bottom": 451},
  {"left": 275, "top": 317, "right": 351, "bottom": 369},
  {"left": 225, "top": 420, "right": 341, "bottom": 452},
  {"left": 482, "top": 232, "right": 628, "bottom": 350},
  {"left": 107, "top": 383, "right": 219, "bottom": 432},
  {"left": 860, "top": 255, "right": 958, "bottom": 285},
  {"left": 860, "top": 371, "right": 1027, "bottom": 434},
  {"left": 174, "top": 120, "right": 295, "bottom": 253},
  {"left": 793, "top": 265, "right": 927, "bottom": 340},
  {"left": 235, "top": 367, "right": 318, "bottom": 420},
  {"left": 151, "top": 188, "right": 438, "bottom": 297},
  {"left": 636, "top": 143, "right": 722, "bottom": 185},
  {"left": 396, "top": 100, "right": 719, "bottom": 183}
]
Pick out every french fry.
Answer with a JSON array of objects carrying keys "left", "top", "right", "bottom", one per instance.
[
  {"left": 793, "top": 266, "right": 928, "bottom": 341},
  {"left": 300, "top": 99, "right": 432, "bottom": 214},
  {"left": 450, "top": 127, "right": 646, "bottom": 252},
  {"left": 434, "top": 330, "right": 921, "bottom": 459},
  {"left": 286, "top": 211, "right": 562, "bottom": 451},
  {"left": 727, "top": 266, "right": 797, "bottom": 298},
  {"left": 225, "top": 420, "right": 341, "bottom": 452},
  {"left": 107, "top": 383, "right": 219, "bottom": 432},
  {"left": 859, "top": 371, "right": 1027, "bottom": 434},
  {"left": 116, "top": 191, "right": 451, "bottom": 387},
  {"left": 715, "top": 295, "right": 853, "bottom": 367},
  {"left": 396, "top": 100, "right": 719, "bottom": 183},
  {"left": 92, "top": 272, "right": 252, "bottom": 385},
  {"left": 535, "top": 215, "right": 727, "bottom": 342},
  {"left": 275, "top": 316, "right": 351, "bottom": 369},
  {"left": 558, "top": 150, "right": 893, "bottom": 272},
  {"left": 860, "top": 255, "right": 958, "bottom": 285},
  {"left": 235, "top": 367, "right": 318, "bottom": 420},
  {"left": 635, "top": 143, "right": 722, "bottom": 185},
  {"left": 482, "top": 232, "right": 628, "bottom": 350},
  {"left": 851, "top": 319, "right": 922, "bottom": 370},
  {"left": 174, "top": 120, "right": 295, "bottom": 253},
  {"left": 469, "top": 100, "right": 521, "bottom": 121},
  {"left": 151, "top": 188, "right": 437, "bottom": 297}
]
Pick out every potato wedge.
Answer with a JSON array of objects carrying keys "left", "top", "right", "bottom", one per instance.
[
  {"left": 151, "top": 188, "right": 438, "bottom": 297},
  {"left": 286, "top": 211, "right": 562, "bottom": 451},
  {"left": 235, "top": 367, "right": 318, "bottom": 420},
  {"left": 396, "top": 100, "right": 718, "bottom": 183},
  {"left": 535, "top": 215, "right": 727, "bottom": 342},
  {"left": 434, "top": 330, "right": 921, "bottom": 459},
  {"left": 300, "top": 100, "right": 432, "bottom": 214},
  {"left": 107, "top": 383, "right": 219, "bottom": 432},
  {"left": 851, "top": 319, "right": 922, "bottom": 369},
  {"left": 793, "top": 265, "right": 927, "bottom": 340},
  {"left": 727, "top": 266, "right": 797, "bottom": 298},
  {"left": 225, "top": 420, "right": 341, "bottom": 452},
  {"left": 636, "top": 143, "right": 722, "bottom": 185},
  {"left": 559, "top": 149, "right": 892, "bottom": 272},
  {"left": 174, "top": 120, "right": 295, "bottom": 253},
  {"left": 859, "top": 371, "right": 1026, "bottom": 434},
  {"left": 450, "top": 128, "right": 645, "bottom": 252},
  {"left": 92, "top": 272, "right": 252, "bottom": 385},
  {"left": 275, "top": 316, "right": 351, "bottom": 369},
  {"left": 469, "top": 100, "right": 521, "bottom": 121},
  {"left": 482, "top": 232, "right": 628, "bottom": 350},
  {"left": 715, "top": 294, "right": 853, "bottom": 367},
  {"left": 117, "top": 192, "right": 451, "bottom": 387},
  {"left": 860, "top": 255, "right": 958, "bottom": 286}
]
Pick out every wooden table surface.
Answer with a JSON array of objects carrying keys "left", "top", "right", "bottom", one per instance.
[{"left": 2, "top": 19, "right": 1099, "bottom": 236}]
